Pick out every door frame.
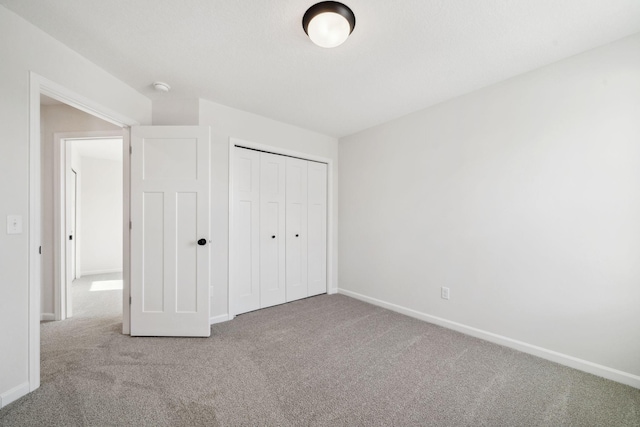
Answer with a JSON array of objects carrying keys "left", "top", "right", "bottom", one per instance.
[
  {"left": 71, "top": 169, "right": 82, "bottom": 281},
  {"left": 227, "top": 138, "right": 335, "bottom": 319},
  {"left": 70, "top": 168, "right": 79, "bottom": 280},
  {"left": 53, "top": 131, "right": 126, "bottom": 321},
  {"left": 29, "top": 72, "right": 138, "bottom": 392}
]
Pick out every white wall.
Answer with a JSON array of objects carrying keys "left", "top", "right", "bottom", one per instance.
[
  {"left": 77, "top": 155, "right": 122, "bottom": 276},
  {"left": 153, "top": 98, "right": 199, "bottom": 126},
  {"left": 40, "top": 104, "right": 121, "bottom": 317},
  {"left": 153, "top": 98, "right": 339, "bottom": 321},
  {"left": 339, "top": 33, "right": 640, "bottom": 383},
  {"left": 0, "top": 6, "right": 150, "bottom": 407}
]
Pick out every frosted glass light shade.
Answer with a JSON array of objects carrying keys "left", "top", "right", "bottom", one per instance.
[
  {"left": 303, "top": 2, "right": 356, "bottom": 49},
  {"left": 307, "top": 12, "right": 351, "bottom": 48}
]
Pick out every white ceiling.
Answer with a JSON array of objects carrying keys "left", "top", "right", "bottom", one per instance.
[{"left": 5, "top": 1, "right": 640, "bottom": 137}]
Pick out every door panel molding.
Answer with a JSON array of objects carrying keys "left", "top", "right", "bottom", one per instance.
[
  {"left": 231, "top": 148, "right": 261, "bottom": 314},
  {"left": 259, "top": 152, "right": 286, "bottom": 308},
  {"left": 130, "top": 126, "right": 211, "bottom": 337},
  {"left": 285, "top": 157, "right": 308, "bottom": 302}
]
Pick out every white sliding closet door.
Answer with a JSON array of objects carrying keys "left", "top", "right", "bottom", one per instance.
[
  {"left": 307, "top": 161, "right": 327, "bottom": 297},
  {"left": 285, "top": 158, "right": 308, "bottom": 302},
  {"left": 233, "top": 148, "right": 260, "bottom": 314},
  {"left": 259, "top": 153, "right": 286, "bottom": 308}
]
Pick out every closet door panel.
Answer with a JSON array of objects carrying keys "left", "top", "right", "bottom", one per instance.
[
  {"left": 260, "top": 152, "right": 286, "bottom": 308},
  {"left": 308, "top": 162, "right": 327, "bottom": 296},
  {"left": 286, "top": 158, "right": 308, "bottom": 302},
  {"left": 233, "top": 148, "right": 260, "bottom": 314}
]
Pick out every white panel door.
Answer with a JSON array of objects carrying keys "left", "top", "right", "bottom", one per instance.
[
  {"left": 232, "top": 147, "right": 260, "bottom": 314},
  {"left": 130, "top": 126, "right": 210, "bottom": 337},
  {"left": 285, "top": 157, "right": 308, "bottom": 302},
  {"left": 259, "top": 152, "right": 286, "bottom": 308},
  {"left": 307, "top": 161, "right": 327, "bottom": 296}
]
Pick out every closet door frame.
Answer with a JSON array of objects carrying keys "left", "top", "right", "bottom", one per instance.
[{"left": 228, "top": 138, "right": 335, "bottom": 319}]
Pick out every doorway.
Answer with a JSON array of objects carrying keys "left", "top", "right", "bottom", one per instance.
[
  {"left": 40, "top": 92, "right": 126, "bottom": 323},
  {"left": 29, "top": 73, "right": 136, "bottom": 393},
  {"left": 62, "top": 137, "right": 124, "bottom": 320}
]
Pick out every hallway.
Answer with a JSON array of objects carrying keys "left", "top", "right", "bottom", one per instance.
[{"left": 66, "top": 272, "right": 123, "bottom": 319}]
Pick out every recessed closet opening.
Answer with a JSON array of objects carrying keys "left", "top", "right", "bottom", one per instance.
[{"left": 229, "top": 143, "right": 329, "bottom": 317}]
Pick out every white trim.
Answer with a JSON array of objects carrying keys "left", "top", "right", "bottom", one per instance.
[
  {"left": 29, "top": 72, "right": 139, "bottom": 395},
  {"left": 29, "top": 73, "right": 42, "bottom": 393},
  {"left": 38, "top": 75, "right": 137, "bottom": 128},
  {"left": 53, "top": 136, "right": 65, "bottom": 321},
  {"left": 209, "top": 314, "right": 230, "bottom": 325},
  {"left": 80, "top": 269, "right": 124, "bottom": 276},
  {"left": 227, "top": 142, "right": 234, "bottom": 320},
  {"left": 122, "top": 129, "right": 131, "bottom": 335},
  {"left": 326, "top": 155, "right": 336, "bottom": 295},
  {"left": 228, "top": 138, "right": 335, "bottom": 317},
  {"left": 338, "top": 288, "right": 640, "bottom": 389},
  {"left": 40, "top": 313, "right": 55, "bottom": 322},
  {"left": 0, "top": 382, "right": 30, "bottom": 409},
  {"left": 231, "top": 138, "right": 334, "bottom": 165}
]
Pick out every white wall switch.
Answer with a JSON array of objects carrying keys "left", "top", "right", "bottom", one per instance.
[
  {"left": 7, "top": 215, "right": 23, "bottom": 234},
  {"left": 441, "top": 286, "right": 450, "bottom": 300}
]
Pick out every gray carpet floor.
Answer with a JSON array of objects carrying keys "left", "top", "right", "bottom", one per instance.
[{"left": 1, "top": 274, "right": 639, "bottom": 426}]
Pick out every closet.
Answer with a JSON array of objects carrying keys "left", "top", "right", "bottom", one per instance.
[{"left": 232, "top": 146, "right": 327, "bottom": 315}]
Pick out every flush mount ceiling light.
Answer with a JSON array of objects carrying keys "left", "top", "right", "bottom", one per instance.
[
  {"left": 303, "top": 1, "right": 356, "bottom": 48},
  {"left": 153, "top": 81, "right": 171, "bottom": 93}
]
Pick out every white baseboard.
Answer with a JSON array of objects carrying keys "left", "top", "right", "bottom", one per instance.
[
  {"left": 40, "top": 313, "right": 55, "bottom": 321},
  {"left": 210, "top": 314, "right": 230, "bottom": 325},
  {"left": 327, "top": 287, "right": 338, "bottom": 295},
  {"left": 0, "top": 382, "right": 30, "bottom": 409},
  {"left": 338, "top": 288, "right": 640, "bottom": 389},
  {"left": 81, "top": 269, "right": 123, "bottom": 276}
]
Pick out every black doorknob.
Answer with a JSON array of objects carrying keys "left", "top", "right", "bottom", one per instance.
[
  {"left": 271, "top": 235, "right": 276, "bottom": 239},
  {"left": 197, "top": 239, "right": 207, "bottom": 246},
  {"left": 295, "top": 234, "right": 299, "bottom": 237}
]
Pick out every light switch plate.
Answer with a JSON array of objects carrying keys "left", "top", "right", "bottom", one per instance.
[{"left": 7, "top": 215, "right": 23, "bottom": 234}]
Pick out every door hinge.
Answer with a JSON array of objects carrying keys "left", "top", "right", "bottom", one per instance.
[
  {"left": 129, "top": 221, "right": 132, "bottom": 229},
  {"left": 129, "top": 296, "right": 132, "bottom": 305},
  {"left": 39, "top": 246, "right": 42, "bottom": 255},
  {"left": 129, "top": 146, "right": 132, "bottom": 154}
]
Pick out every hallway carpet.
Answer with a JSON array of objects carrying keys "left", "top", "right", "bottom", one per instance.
[{"left": 1, "top": 277, "right": 638, "bottom": 426}]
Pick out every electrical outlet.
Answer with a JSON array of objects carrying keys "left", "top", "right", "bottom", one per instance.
[{"left": 441, "top": 286, "right": 450, "bottom": 300}]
